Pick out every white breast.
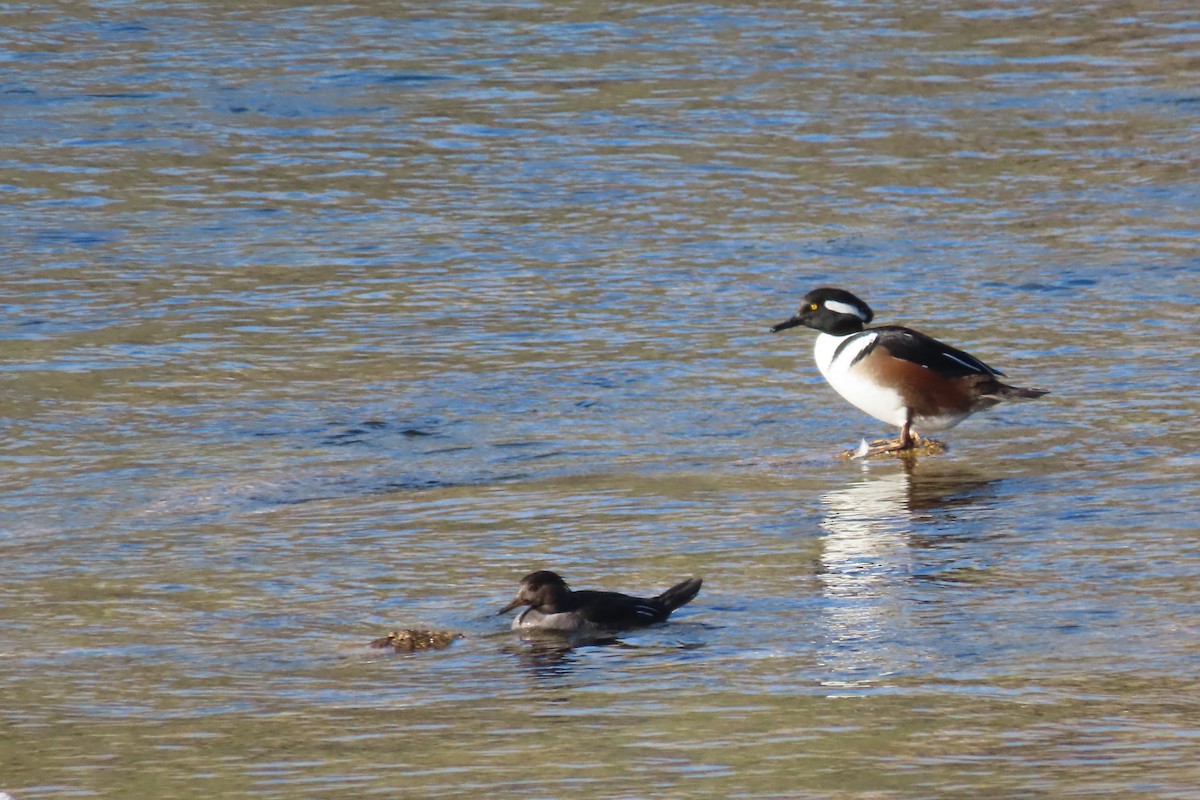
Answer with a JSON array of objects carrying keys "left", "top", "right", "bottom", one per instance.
[
  {"left": 512, "top": 608, "right": 595, "bottom": 631},
  {"left": 813, "top": 332, "right": 909, "bottom": 428}
]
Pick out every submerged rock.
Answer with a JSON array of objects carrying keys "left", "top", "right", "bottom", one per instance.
[
  {"left": 368, "top": 629, "right": 462, "bottom": 653},
  {"left": 840, "top": 436, "right": 948, "bottom": 460}
]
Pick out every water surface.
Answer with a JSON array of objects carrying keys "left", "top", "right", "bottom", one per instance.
[{"left": 3, "top": 1, "right": 1200, "bottom": 797}]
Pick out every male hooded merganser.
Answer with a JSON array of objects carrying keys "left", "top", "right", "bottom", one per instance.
[
  {"left": 498, "top": 570, "right": 702, "bottom": 632},
  {"left": 770, "top": 287, "right": 1048, "bottom": 454}
]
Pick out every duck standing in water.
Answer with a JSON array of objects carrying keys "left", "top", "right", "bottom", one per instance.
[{"left": 771, "top": 287, "right": 1048, "bottom": 455}]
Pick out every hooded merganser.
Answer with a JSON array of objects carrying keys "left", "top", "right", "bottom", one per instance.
[
  {"left": 771, "top": 287, "right": 1048, "bottom": 454},
  {"left": 498, "top": 570, "right": 702, "bottom": 632}
]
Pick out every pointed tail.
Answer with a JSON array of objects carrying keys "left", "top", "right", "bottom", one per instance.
[
  {"left": 995, "top": 383, "right": 1049, "bottom": 400},
  {"left": 656, "top": 577, "right": 702, "bottom": 612}
]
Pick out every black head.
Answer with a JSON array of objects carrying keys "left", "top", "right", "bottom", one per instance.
[
  {"left": 498, "top": 570, "right": 571, "bottom": 615},
  {"left": 770, "top": 287, "right": 874, "bottom": 336}
]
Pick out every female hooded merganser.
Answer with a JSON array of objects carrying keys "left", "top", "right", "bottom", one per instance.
[
  {"left": 770, "top": 287, "right": 1048, "bottom": 454},
  {"left": 498, "top": 570, "right": 702, "bottom": 632}
]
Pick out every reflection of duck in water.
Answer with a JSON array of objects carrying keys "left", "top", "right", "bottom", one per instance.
[
  {"left": 771, "top": 287, "right": 1047, "bottom": 456},
  {"left": 820, "top": 471, "right": 914, "bottom": 585},
  {"left": 499, "top": 570, "right": 702, "bottom": 632},
  {"left": 816, "top": 466, "right": 999, "bottom": 680},
  {"left": 816, "top": 471, "right": 919, "bottom": 680},
  {"left": 820, "top": 465, "right": 1000, "bottom": 580}
]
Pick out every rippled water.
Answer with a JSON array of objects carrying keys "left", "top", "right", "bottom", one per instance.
[{"left": 3, "top": 1, "right": 1200, "bottom": 797}]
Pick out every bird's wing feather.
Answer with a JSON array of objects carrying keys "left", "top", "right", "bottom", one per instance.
[
  {"left": 871, "top": 326, "right": 1003, "bottom": 378},
  {"left": 574, "top": 590, "right": 667, "bottom": 626}
]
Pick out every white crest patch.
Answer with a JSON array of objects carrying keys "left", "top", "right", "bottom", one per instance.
[{"left": 824, "top": 298, "right": 869, "bottom": 320}]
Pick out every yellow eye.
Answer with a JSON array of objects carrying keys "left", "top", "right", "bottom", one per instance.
[{"left": 809, "top": 303, "right": 819, "bottom": 311}]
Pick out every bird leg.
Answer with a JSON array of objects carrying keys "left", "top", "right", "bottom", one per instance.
[
  {"left": 859, "top": 438, "right": 912, "bottom": 457},
  {"left": 864, "top": 420, "right": 915, "bottom": 455},
  {"left": 843, "top": 418, "right": 945, "bottom": 459}
]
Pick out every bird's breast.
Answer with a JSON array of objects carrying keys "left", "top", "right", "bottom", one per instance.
[
  {"left": 512, "top": 608, "right": 595, "bottom": 631},
  {"left": 814, "top": 333, "right": 909, "bottom": 428}
]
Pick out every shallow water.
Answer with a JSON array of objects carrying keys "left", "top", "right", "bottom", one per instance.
[{"left": 3, "top": 1, "right": 1200, "bottom": 797}]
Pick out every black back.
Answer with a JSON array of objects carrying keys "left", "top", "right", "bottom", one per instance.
[{"left": 867, "top": 326, "right": 1004, "bottom": 378}]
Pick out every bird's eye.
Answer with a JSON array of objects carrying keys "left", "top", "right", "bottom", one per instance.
[{"left": 809, "top": 303, "right": 819, "bottom": 311}]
